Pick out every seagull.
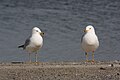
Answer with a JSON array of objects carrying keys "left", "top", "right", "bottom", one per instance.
[
  {"left": 81, "top": 25, "right": 99, "bottom": 62},
  {"left": 18, "top": 27, "right": 44, "bottom": 63}
]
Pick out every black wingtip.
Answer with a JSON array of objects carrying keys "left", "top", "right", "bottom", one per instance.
[{"left": 18, "top": 45, "right": 24, "bottom": 48}]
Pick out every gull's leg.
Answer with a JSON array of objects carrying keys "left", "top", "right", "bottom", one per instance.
[
  {"left": 35, "top": 52, "right": 38, "bottom": 62},
  {"left": 92, "top": 51, "right": 94, "bottom": 62},
  {"left": 29, "top": 53, "right": 31, "bottom": 63},
  {"left": 85, "top": 52, "right": 88, "bottom": 62}
]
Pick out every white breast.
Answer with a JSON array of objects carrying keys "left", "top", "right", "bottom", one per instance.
[
  {"left": 81, "top": 33, "right": 99, "bottom": 52},
  {"left": 26, "top": 34, "right": 43, "bottom": 52}
]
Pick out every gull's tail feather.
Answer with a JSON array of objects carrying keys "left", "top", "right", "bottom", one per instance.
[{"left": 18, "top": 45, "right": 24, "bottom": 48}]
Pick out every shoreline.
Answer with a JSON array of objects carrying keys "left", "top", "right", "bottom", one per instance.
[{"left": 0, "top": 61, "right": 120, "bottom": 80}]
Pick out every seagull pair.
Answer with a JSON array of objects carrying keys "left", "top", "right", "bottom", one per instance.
[{"left": 18, "top": 25, "right": 99, "bottom": 63}]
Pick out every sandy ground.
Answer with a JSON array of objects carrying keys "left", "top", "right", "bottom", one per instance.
[{"left": 0, "top": 61, "right": 120, "bottom": 80}]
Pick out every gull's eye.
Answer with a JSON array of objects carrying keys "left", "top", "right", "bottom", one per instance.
[{"left": 36, "top": 30, "right": 39, "bottom": 32}]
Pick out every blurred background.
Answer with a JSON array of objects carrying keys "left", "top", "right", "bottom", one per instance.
[{"left": 0, "top": 0, "right": 120, "bottom": 62}]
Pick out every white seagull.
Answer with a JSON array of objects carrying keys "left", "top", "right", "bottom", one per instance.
[
  {"left": 18, "top": 27, "right": 44, "bottom": 63},
  {"left": 81, "top": 25, "right": 99, "bottom": 62}
]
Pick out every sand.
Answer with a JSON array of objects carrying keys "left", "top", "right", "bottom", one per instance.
[{"left": 0, "top": 61, "right": 120, "bottom": 80}]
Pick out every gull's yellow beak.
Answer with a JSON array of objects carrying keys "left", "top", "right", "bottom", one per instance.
[
  {"left": 40, "top": 32, "right": 44, "bottom": 37},
  {"left": 84, "top": 30, "right": 89, "bottom": 33}
]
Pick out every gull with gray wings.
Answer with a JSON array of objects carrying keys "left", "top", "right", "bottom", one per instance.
[
  {"left": 81, "top": 25, "right": 99, "bottom": 62},
  {"left": 18, "top": 27, "right": 44, "bottom": 63}
]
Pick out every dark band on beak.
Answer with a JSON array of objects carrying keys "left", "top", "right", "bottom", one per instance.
[
  {"left": 84, "top": 30, "right": 89, "bottom": 33},
  {"left": 40, "top": 32, "right": 44, "bottom": 36}
]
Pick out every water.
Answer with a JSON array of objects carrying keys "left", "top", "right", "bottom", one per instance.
[{"left": 0, "top": 0, "right": 120, "bottom": 62}]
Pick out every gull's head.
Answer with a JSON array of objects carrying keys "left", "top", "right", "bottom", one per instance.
[
  {"left": 84, "top": 25, "right": 95, "bottom": 33},
  {"left": 32, "top": 27, "right": 44, "bottom": 36}
]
